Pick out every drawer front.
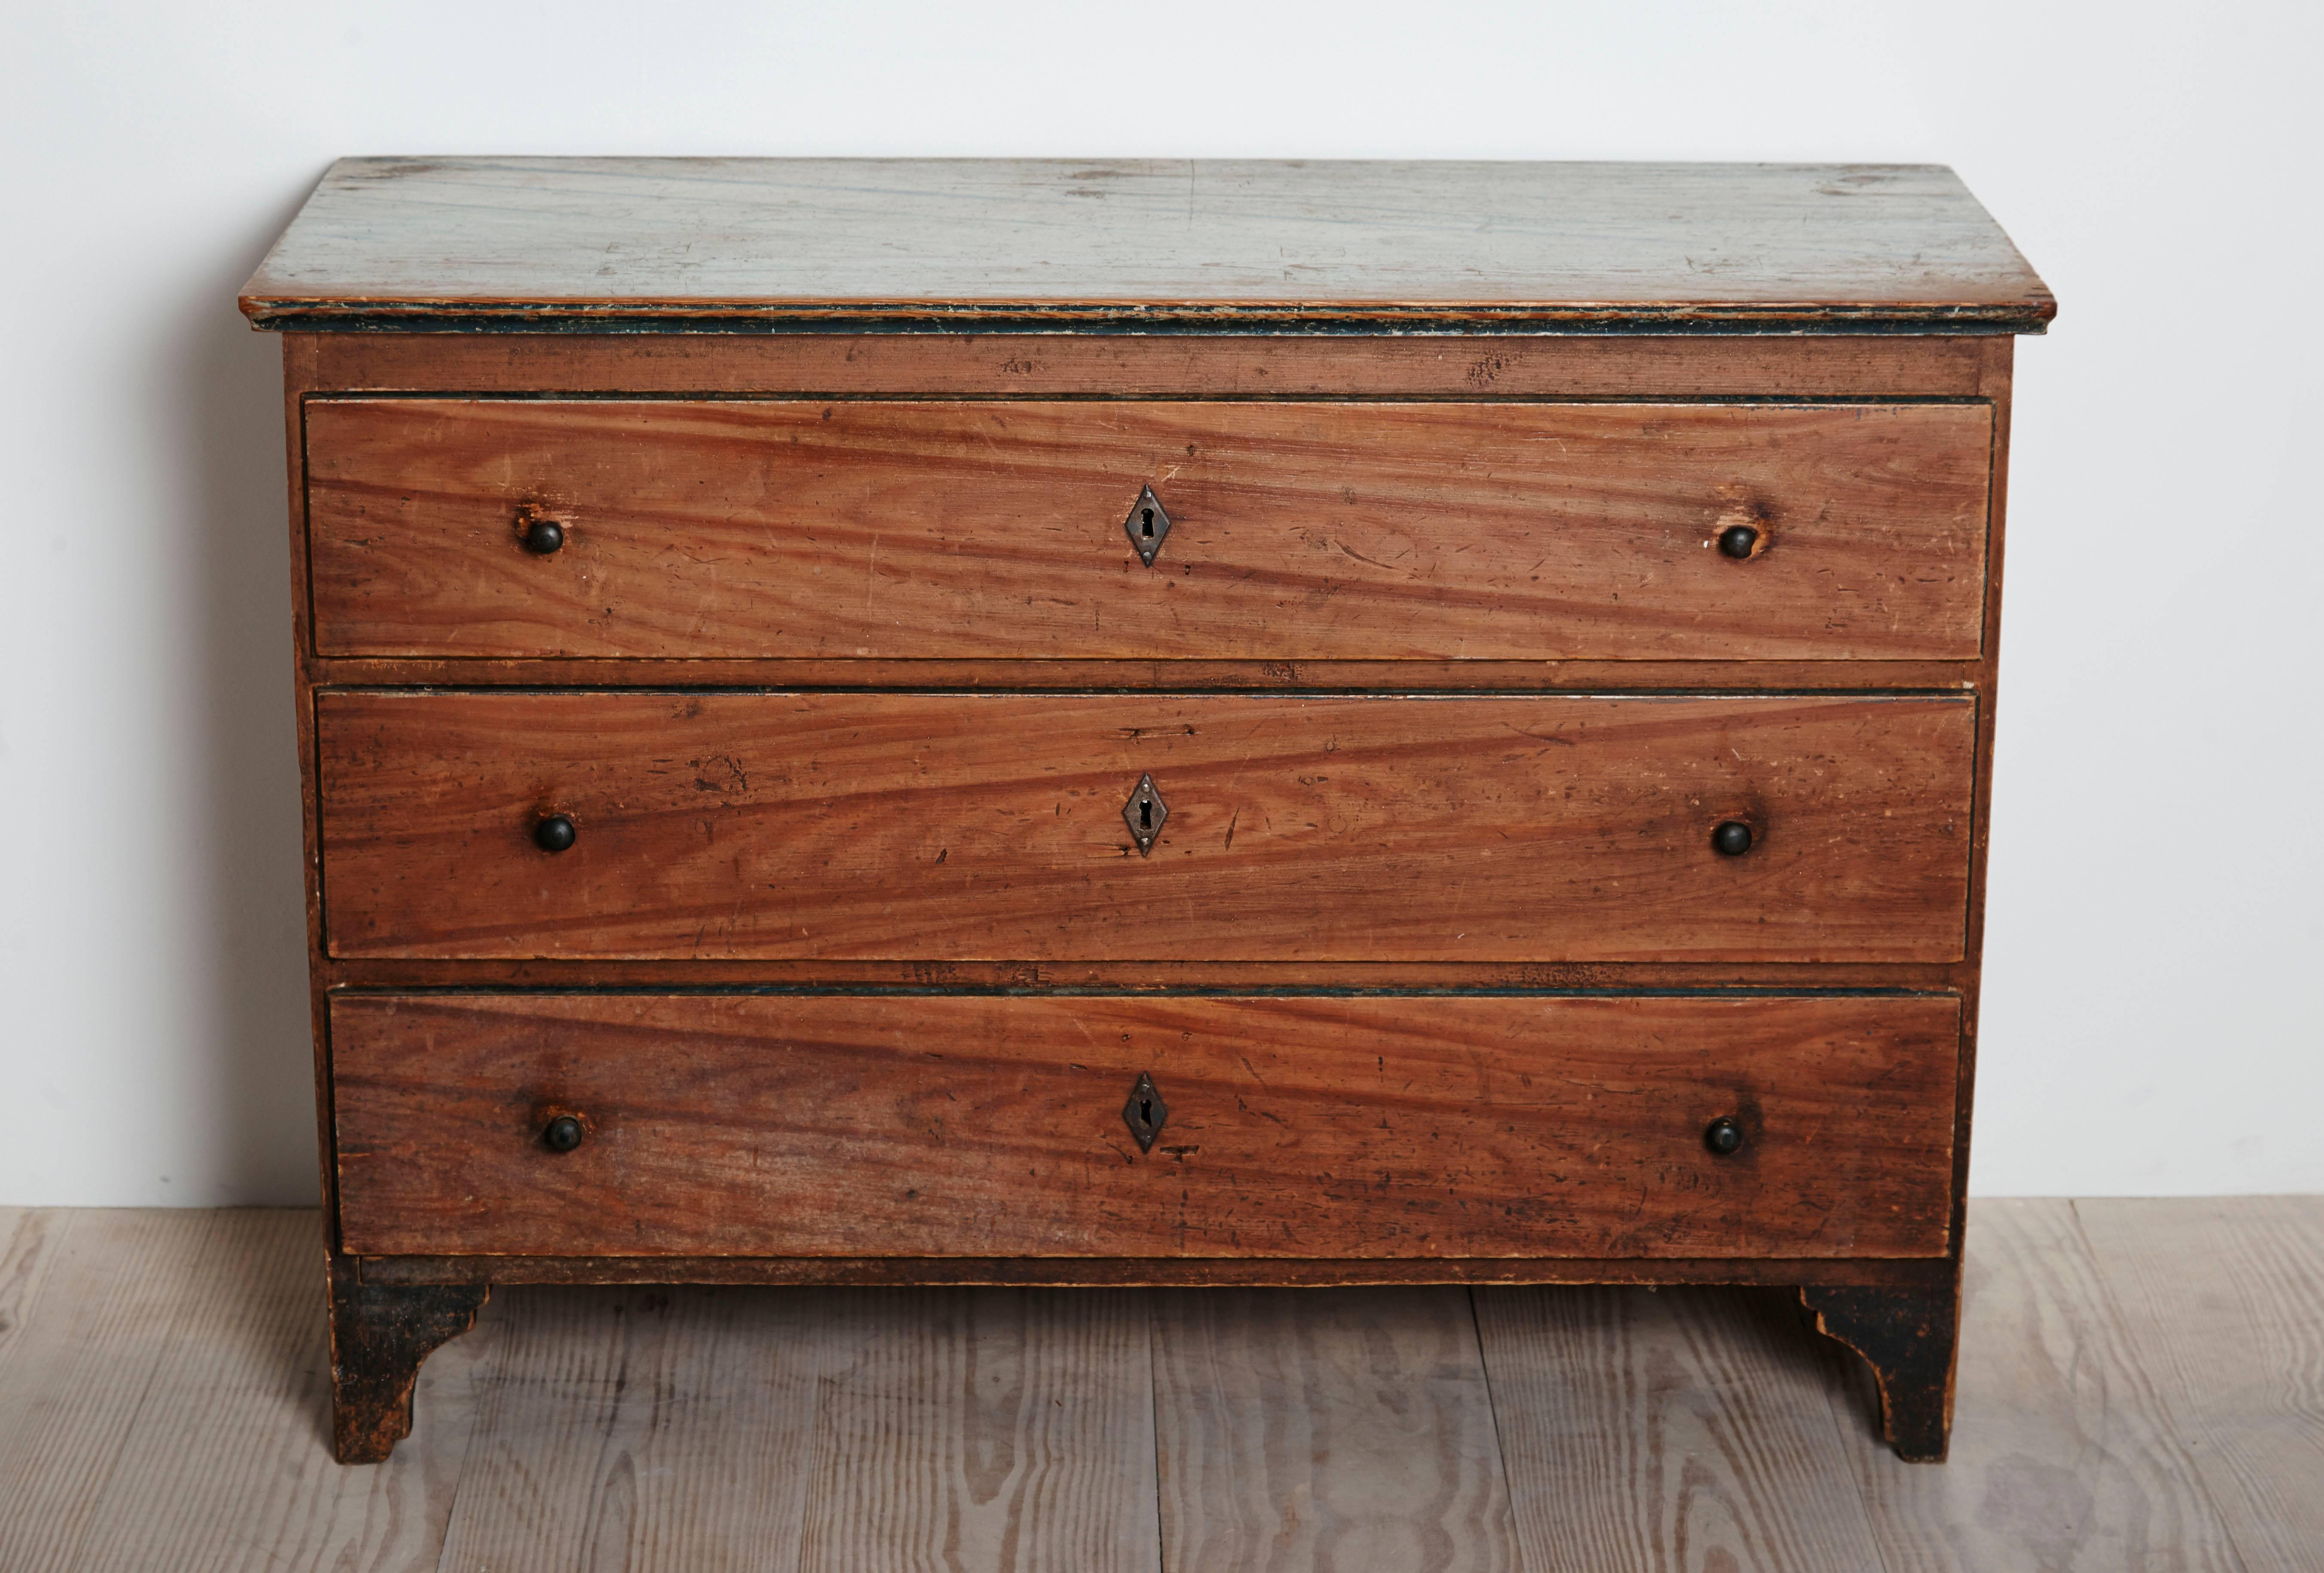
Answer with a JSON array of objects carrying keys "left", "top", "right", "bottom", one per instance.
[
  {"left": 317, "top": 691, "right": 1974, "bottom": 963},
  {"left": 332, "top": 992, "right": 1961, "bottom": 1260},
  {"left": 304, "top": 398, "right": 1992, "bottom": 662}
]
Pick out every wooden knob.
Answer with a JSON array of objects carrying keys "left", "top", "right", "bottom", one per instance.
[
  {"left": 1711, "top": 820, "right": 1754, "bottom": 857},
  {"left": 1704, "top": 1117, "right": 1744, "bottom": 1155},
  {"left": 543, "top": 1115, "right": 584, "bottom": 1152},
  {"left": 534, "top": 813, "right": 577, "bottom": 853}
]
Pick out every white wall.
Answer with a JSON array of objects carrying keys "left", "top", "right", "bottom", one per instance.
[{"left": 3, "top": 1, "right": 2317, "bottom": 1205}]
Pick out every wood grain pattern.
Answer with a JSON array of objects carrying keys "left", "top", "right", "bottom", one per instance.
[
  {"left": 1, "top": 1203, "right": 2310, "bottom": 1568},
  {"left": 315, "top": 956, "right": 1978, "bottom": 998},
  {"left": 296, "top": 329, "right": 2009, "bottom": 400},
  {"left": 1151, "top": 1287, "right": 1521, "bottom": 1572},
  {"left": 1943, "top": 336, "right": 2010, "bottom": 1325},
  {"left": 1475, "top": 1284, "right": 1888, "bottom": 1572},
  {"left": 436, "top": 1285, "right": 833, "bottom": 1571},
  {"left": 355, "top": 1252, "right": 1954, "bottom": 1290},
  {"left": 794, "top": 1288, "right": 1162, "bottom": 1573},
  {"left": 310, "top": 655, "right": 1992, "bottom": 697},
  {"left": 0, "top": 1210, "right": 498, "bottom": 1573},
  {"left": 1830, "top": 1199, "right": 2248, "bottom": 1573},
  {"left": 2076, "top": 1195, "right": 2324, "bottom": 1571},
  {"left": 65, "top": 1212, "right": 494, "bottom": 1572},
  {"left": 241, "top": 159, "right": 2053, "bottom": 332},
  {"left": 330, "top": 991, "right": 1961, "bottom": 1261},
  {"left": 0, "top": 1212, "right": 230, "bottom": 1570},
  {"left": 304, "top": 398, "right": 1994, "bottom": 663},
  {"left": 252, "top": 162, "right": 2043, "bottom": 1472},
  {"left": 315, "top": 691, "right": 1978, "bottom": 963},
  {"left": 0, "top": 1207, "right": 62, "bottom": 1384}
]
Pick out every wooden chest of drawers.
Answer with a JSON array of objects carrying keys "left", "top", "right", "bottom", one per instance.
[{"left": 241, "top": 158, "right": 2051, "bottom": 1464}]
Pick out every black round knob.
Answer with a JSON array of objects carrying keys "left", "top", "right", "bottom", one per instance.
[
  {"left": 1718, "top": 524, "right": 1759, "bottom": 559},
  {"left": 1711, "top": 820, "right": 1754, "bottom": 857},
  {"left": 522, "top": 516, "right": 564, "bottom": 555},
  {"left": 543, "top": 1115, "right": 584, "bottom": 1152},
  {"left": 1705, "top": 1117, "right": 1745, "bottom": 1155},
  {"left": 533, "top": 813, "right": 577, "bottom": 853}
]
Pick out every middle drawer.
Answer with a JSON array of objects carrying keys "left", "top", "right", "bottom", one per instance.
[{"left": 317, "top": 690, "right": 1975, "bottom": 962}]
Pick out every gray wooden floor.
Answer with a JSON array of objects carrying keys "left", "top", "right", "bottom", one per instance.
[{"left": 0, "top": 1200, "right": 2316, "bottom": 1572}]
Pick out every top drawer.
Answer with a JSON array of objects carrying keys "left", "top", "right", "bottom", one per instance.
[{"left": 303, "top": 399, "right": 1992, "bottom": 663}]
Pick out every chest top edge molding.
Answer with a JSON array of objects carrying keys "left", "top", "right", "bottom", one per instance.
[{"left": 241, "top": 158, "right": 2054, "bottom": 336}]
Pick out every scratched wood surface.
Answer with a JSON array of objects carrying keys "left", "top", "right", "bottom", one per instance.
[
  {"left": 1, "top": 1202, "right": 2317, "bottom": 1572},
  {"left": 240, "top": 159, "right": 2054, "bottom": 332},
  {"left": 329, "top": 991, "right": 1961, "bottom": 1261},
  {"left": 314, "top": 691, "right": 1978, "bottom": 963},
  {"left": 303, "top": 398, "right": 1994, "bottom": 663}
]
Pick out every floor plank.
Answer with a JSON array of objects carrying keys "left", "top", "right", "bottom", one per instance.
[
  {"left": 1152, "top": 1286, "right": 1520, "bottom": 1573},
  {"left": 438, "top": 1284, "right": 833, "bottom": 1572},
  {"left": 0, "top": 1206, "right": 67, "bottom": 1382},
  {"left": 0, "top": 1202, "right": 2314, "bottom": 1570},
  {"left": 65, "top": 1208, "right": 496, "bottom": 1573},
  {"left": 1828, "top": 1197, "right": 2249, "bottom": 1573},
  {"left": 0, "top": 1211, "right": 247, "bottom": 1572},
  {"left": 797, "top": 1287, "right": 1161, "bottom": 1573},
  {"left": 2077, "top": 1195, "right": 2324, "bottom": 1573},
  {"left": 1474, "top": 1282, "right": 1886, "bottom": 1573}
]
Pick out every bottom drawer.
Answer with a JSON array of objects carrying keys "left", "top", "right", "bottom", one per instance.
[{"left": 331, "top": 992, "right": 1960, "bottom": 1261}]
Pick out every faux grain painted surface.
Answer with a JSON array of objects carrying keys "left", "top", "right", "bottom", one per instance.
[
  {"left": 241, "top": 159, "right": 2053, "bottom": 331},
  {"left": 329, "top": 992, "right": 1961, "bottom": 1261},
  {"left": 2, "top": 1203, "right": 2317, "bottom": 1571},
  {"left": 296, "top": 330, "right": 2010, "bottom": 400},
  {"left": 319, "top": 956, "right": 1976, "bottom": 996},
  {"left": 315, "top": 691, "right": 1978, "bottom": 963},
  {"left": 1832, "top": 1199, "right": 2248, "bottom": 1573},
  {"left": 1150, "top": 1287, "right": 1522, "bottom": 1572},
  {"left": 304, "top": 398, "right": 1994, "bottom": 663},
  {"left": 1474, "top": 1284, "right": 1888, "bottom": 1572},
  {"left": 361, "top": 1256, "right": 1949, "bottom": 1292},
  {"left": 2077, "top": 1197, "right": 2324, "bottom": 1572}
]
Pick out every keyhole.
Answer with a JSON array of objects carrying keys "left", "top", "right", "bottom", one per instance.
[
  {"left": 1139, "top": 1098, "right": 1154, "bottom": 1126},
  {"left": 1141, "top": 508, "right": 1155, "bottom": 538},
  {"left": 1140, "top": 800, "right": 1153, "bottom": 830}
]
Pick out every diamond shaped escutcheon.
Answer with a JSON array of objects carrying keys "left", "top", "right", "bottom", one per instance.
[
  {"left": 1122, "top": 773, "right": 1168, "bottom": 856},
  {"left": 1123, "top": 484, "right": 1172, "bottom": 566},
  {"left": 1123, "top": 1071, "right": 1168, "bottom": 1152}
]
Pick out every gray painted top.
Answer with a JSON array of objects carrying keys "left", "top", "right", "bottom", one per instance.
[{"left": 239, "top": 158, "right": 2053, "bottom": 334}]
